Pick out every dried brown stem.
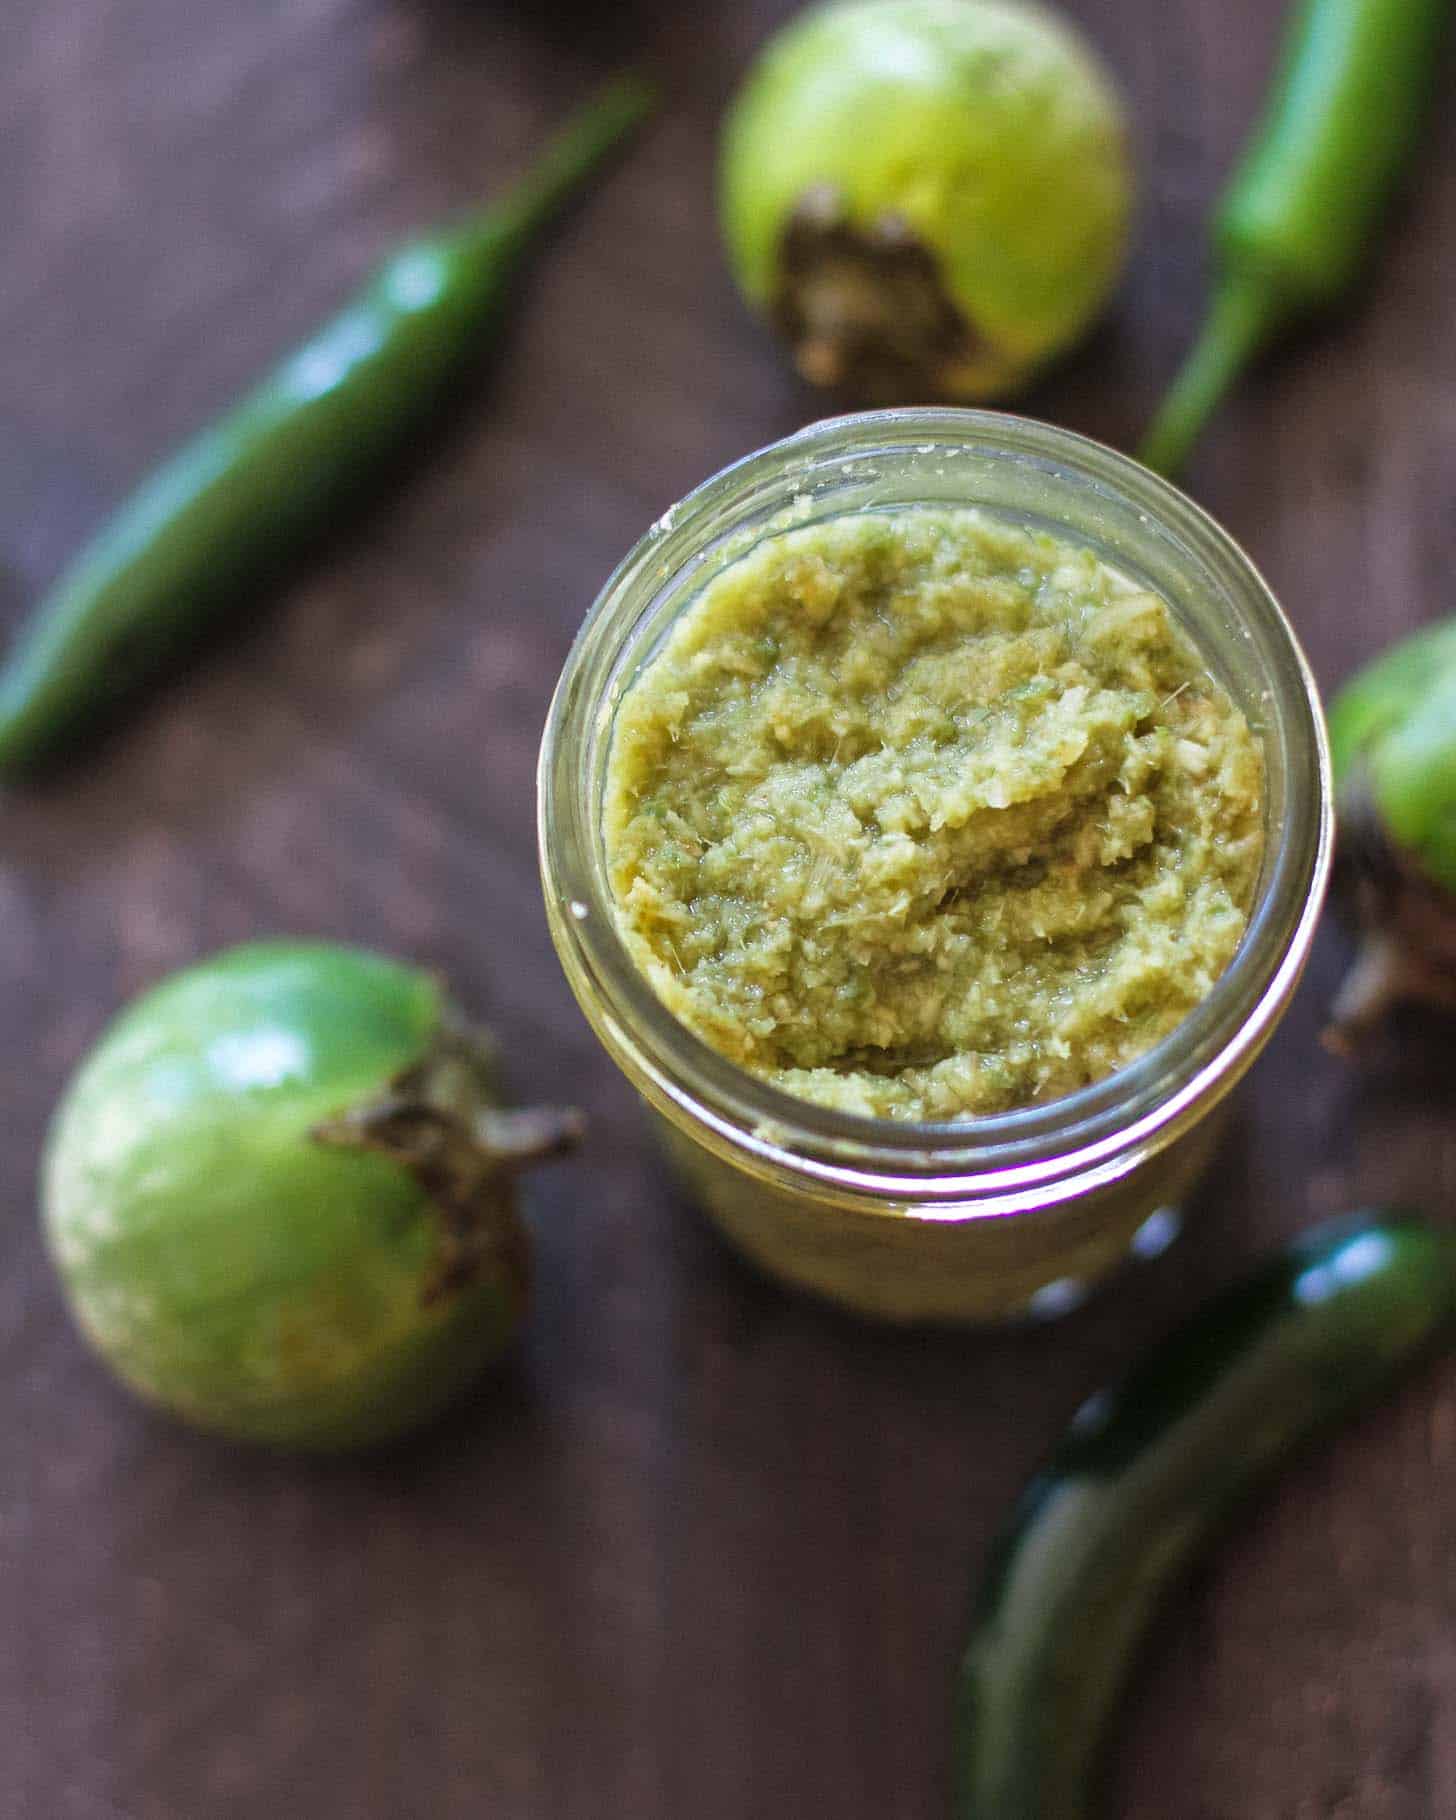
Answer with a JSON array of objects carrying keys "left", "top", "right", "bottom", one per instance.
[
  {"left": 313, "top": 1007, "right": 582, "bottom": 1306},
  {"left": 771, "top": 186, "right": 988, "bottom": 403},
  {"left": 1325, "top": 765, "right": 1456, "bottom": 1052}
]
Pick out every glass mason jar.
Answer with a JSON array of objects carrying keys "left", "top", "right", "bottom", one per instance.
[{"left": 538, "top": 410, "right": 1331, "bottom": 1323}]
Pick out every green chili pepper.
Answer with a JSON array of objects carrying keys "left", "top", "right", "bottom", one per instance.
[
  {"left": 1139, "top": 0, "right": 1447, "bottom": 478},
  {"left": 955, "top": 1211, "right": 1456, "bottom": 1819},
  {"left": 0, "top": 76, "right": 654, "bottom": 779}
]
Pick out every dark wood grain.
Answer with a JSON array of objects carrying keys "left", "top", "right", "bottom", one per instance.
[{"left": 2, "top": 3, "right": 1454, "bottom": 1816}]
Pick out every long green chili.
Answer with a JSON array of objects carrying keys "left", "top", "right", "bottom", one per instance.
[
  {"left": 0, "top": 76, "right": 654, "bottom": 778},
  {"left": 955, "top": 1210, "right": 1456, "bottom": 1819},
  {"left": 1139, "top": 0, "right": 1447, "bottom": 478}
]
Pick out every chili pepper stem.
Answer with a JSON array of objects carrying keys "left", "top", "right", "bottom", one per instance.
[
  {"left": 1138, "top": 273, "right": 1280, "bottom": 478},
  {"left": 478, "top": 75, "right": 658, "bottom": 262}
]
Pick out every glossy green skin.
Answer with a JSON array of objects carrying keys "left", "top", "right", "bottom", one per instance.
[
  {"left": 1216, "top": 0, "right": 1448, "bottom": 314},
  {"left": 1139, "top": 0, "right": 1446, "bottom": 476},
  {"left": 955, "top": 1213, "right": 1456, "bottom": 1819},
  {"left": 0, "top": 78, "right": 652, "bottom": 778},
  {"left": 43, "top": 942, "right": 524, "bottom": 1450},
  {"left": 1329, "top": 616, "right": 1456, "bottom": 897},
  {"left": 719, "top": 0, "right": 1132, "bottom": 397}
]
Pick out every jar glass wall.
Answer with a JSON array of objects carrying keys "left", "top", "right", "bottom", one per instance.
[{"left": 539, "top": 410, "right": 1331, "bottom": 1322}]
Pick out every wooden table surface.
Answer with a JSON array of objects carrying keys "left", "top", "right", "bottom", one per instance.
[{"left": 3, "top": 3, "right": 1454, "bottom": 1816}]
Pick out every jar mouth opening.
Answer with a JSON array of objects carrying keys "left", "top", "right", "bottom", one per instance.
[{"left": 539, "top": 409, "right": 1333, "bottom": 1200}]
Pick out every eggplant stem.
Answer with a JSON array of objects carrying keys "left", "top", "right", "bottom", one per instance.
[
  {"left": 471, "top": 1105, "right": 587, "bottom": 1166},
  {"left": 770, "top": 189, "right": 990, "bottom": 403},
  {"left": 1324, "top": 932, "right": 1456, "bottom": 1056},
  {"left": 312, "top": 1008, "right": 584, "bottom": 1305}
]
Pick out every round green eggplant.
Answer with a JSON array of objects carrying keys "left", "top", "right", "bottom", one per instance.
[
  {"left": 42, "top": 941, "right": 580, "bottom": 1450},
  {"left": 1326, "top": 617, "right": 1456, "bottom": 1046},
  {"left": 719, "top": 0, "right": 1133, "bottom": 403}
]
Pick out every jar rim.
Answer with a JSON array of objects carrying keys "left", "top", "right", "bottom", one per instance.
[{"left": 538, "top": 409, "right": 1332, "bottom": 1208}]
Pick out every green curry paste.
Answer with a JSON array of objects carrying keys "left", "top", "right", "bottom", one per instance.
[{"left": 604, "top": 508, "right": 1264, "bottom": 1120}]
